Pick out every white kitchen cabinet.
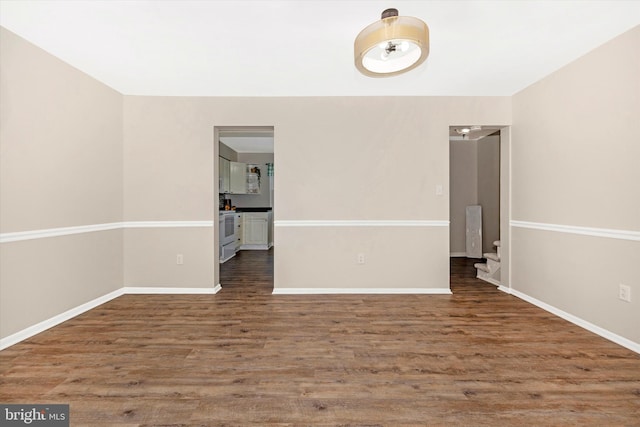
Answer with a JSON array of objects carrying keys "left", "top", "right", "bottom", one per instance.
[
  {"left": 246, "top": 164, "right": 261, "bottom": 194},
  {"left": 219, "top": 157, "right": 230, "bottom": 193},
  {"left": 229, "top": 161, "right": 247, "bottom": 194},
  {"left": 246, "top": 172, "right": 260, "bottom": 194},
  {"left": 241, "top": 212, "right": 272, "bottom": 249}
]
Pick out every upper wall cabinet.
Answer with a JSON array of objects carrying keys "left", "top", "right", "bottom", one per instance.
[
  {"left": 219, "top": 157, "right": 230, "bottom": 193},
  {"left": 220, "top": 159, "right": 262, "bottom": 195},
  {"left": 229, "top": 161, "right": 247, "bottom": 194},
  {"left": 246, "top": 164, "right": 261, "bottom": 194}
]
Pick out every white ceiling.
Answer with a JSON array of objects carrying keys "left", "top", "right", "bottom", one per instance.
[
  {"left": 219, "top": 127, "right": 274, "bottom": 153},
  {"left": 219, "top": 137, "right": 274, "bottom": 153},
  {"left": 449, "top": 125, "right": 501, "bottom": 141},
  {"left": 1, "top": 1, "right": 639, "bottom": 97}
]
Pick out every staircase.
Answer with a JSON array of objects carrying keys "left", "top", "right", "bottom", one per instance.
[{"left": 474, "top": 240, "right": 501, "bottom": 286}]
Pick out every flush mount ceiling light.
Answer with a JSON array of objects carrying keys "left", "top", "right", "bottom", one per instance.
[
  {"left": 354, "top": 8, "right": 429, "bottom": 78},
  {"left": 455, "top": 125, "right": 481, "bottom": 135},
  {"left": 455, "top": 125, "right": 482, "bottom": 139}
]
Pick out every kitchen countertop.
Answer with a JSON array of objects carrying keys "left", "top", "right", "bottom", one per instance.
[{"left": 234, "top": 207, "right": 272, "bottom": 212}]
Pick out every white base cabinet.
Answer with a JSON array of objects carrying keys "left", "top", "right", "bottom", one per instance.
[{"left": 240, "top": 212, "right": 273, "bottom": 250}]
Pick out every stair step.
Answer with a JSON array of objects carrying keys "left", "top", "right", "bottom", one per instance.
[
  {"left": 484, "top": 252, "right": 500, "bottom": 262},
  {"left": 487, "top": 258, "right": 501, "bottom": 271},
  {"left": 477, "top": 272, "right": 501, "bottom": 286},
  {"left": 474, "top": 263, "right": 490, "bottom": 273}
]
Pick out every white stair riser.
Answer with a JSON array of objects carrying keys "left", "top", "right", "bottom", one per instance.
[
  {"left": 474, "top": 263, "right": 490, "bottom": 273},
  {"left": 477, "top": 271, "right": 501, "bottom": 286},
  {"left": 484, "top": 253, "right": 500, "bottom": 262},
  {"left": 477, "top": 269, "right": 491, "bottom": 279},
  {"left": 487, "top": 258, "right": 500, "bottom": 272},
  {"left": 476, "top": 270, "right": 500, "bottom": 280},
  {"left": 475, "top": 240, "right": 502, "bottom": 286},
  {"left": 474, "top": 260, "right": 500, "bottom": 275}
]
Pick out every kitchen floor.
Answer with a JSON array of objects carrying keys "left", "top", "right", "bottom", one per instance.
[{"left": 220, "top": 247, "right": 274, "bottom": 290}]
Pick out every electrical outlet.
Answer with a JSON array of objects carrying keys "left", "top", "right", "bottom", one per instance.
[
  {"left": 357, "top": 253, "right": 365, "bottom": 264},
  {"left": 618, "top": 284, "right": 631, "bottom": 302},
  {"left": 177, "top": 254, "right": 184, "bottom": 265}
]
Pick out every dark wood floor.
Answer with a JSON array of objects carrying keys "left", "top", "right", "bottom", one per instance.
[{"left": 1, "top": 251, "right": 639, "bottom": 426}]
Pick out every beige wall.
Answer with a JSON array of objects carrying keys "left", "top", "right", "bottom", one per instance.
[
  {"left": 512, "top": 228, "right": 639, "bottom": 341},
  {"left": 449, "top": 134, "right": 501, "bottom": 256},
  {"left": 219, "top": 142, "right": 237, "bottom": 161},
  {"left": 449, "top": 140, "right": 478, "bottom": 254},
  {"left": 512, "top": 26, "right": 639, "bottom": 230},
  {"left": 0, "top": 28, "right": 123, "bottom": 230},
  {"left": 499, "top": 127, "right": 511, "bottom": 288},
  {"left": 2, "top": 20, "right": 637, "bottom": 350},
  {"left": 276, "top": 226, "right": 449, "bottom": 290},
  {"left": 124, "top": 228, "right": 214, "bottom": 287},
  {"left": 123, "top": 96, "right": 511, "bottom": 291},
  {"left": 4, "top": 19, "right": 637, "bottom": 350},
  {"left": 477, "top": 135, "right": 500, "bottom": 253},
  {"left": 0, "top": 232, "right": 123, "bottom": 337},
  {"left": 0, "top": 28, "right": 123, "bottom": 338},
  {"left": 512, "top": 26, "right": 640, "bottom": 343}
]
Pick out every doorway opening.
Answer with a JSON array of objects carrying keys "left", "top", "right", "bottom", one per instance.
[
  {"left": 215, "top": 126, "right": 275, "bottom": 292},
  {"left": 449, "top": 125, "right": 510, "bottom": 290}
]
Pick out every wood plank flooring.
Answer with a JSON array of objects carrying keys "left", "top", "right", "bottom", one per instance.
[{"left": 1, "top": 250, "right": 639, "bottom": 426}]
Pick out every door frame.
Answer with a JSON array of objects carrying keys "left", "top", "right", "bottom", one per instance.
[
  {"left": 448, "top": 125, "right": 511, "bottom": 290},
  {"left": 214, "top": 125, "right": 275, "bottom": 291}
]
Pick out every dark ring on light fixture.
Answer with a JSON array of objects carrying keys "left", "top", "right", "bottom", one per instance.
[{"left": 381, "top": 8, "right": 399, "bottom": 19}]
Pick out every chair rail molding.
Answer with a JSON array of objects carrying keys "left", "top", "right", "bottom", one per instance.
[
  {"left": 275, "top": 220, "right": 449, "bottom": 227},
  {"left": 510, "top": 220, "right": 640, "bottom": 241},
  {"left": 0, "top": 221, "right": 215, "bottom": 243}
]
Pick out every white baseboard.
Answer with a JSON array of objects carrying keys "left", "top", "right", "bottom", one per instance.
[
  {"left": 123, "top": 286, "right": 221, "bottom": 294},
  {"left": 498, "top": 285, "right": 511, "bottom": 294},
  {"left": 0, "top": 285, "right": 222, "bottom": 350},
  {"left": 0, "top": 288, "right": 124, "bottom": 350},
  {"left": 275, "top": 220, "right": 449, "bottom": 227},
  {"left": 498, "top": 286, "right": 640, "bottom": 355},
  {"left": 219, "top": 252, "right": 236, "bottom": 263},
  {"left": 239, "top": 244, "right": 272, "bottom": 250},
  {"left": 272, "top": 287, "right": 452, "bottom": 295},
  {"left": 450, "top": 252, "right": 467, "bottom": 257}
]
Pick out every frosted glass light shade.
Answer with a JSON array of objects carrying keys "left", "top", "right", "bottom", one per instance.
[{"left": 354, "top": 10, "right": 429, "bottom": 77}]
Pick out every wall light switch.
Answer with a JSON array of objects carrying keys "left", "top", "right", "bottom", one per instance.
[{"left": 436, "top": 185, "right": 443, "bottom": 196}]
